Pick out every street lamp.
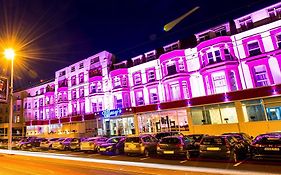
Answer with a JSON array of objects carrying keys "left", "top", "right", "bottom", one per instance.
[{"left": 4, "top": 48, "right": 15, "bottom": 150}]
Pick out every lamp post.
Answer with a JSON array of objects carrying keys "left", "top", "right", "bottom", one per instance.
[{"left": 4, "top": 48, "right": 15, "bottom": 151}]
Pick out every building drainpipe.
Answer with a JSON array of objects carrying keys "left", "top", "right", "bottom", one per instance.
[
  {"left": 234, "top": 35, "right": 248, "bottom": 89},
  {"left": 133, "top": 114, "right": 139, "bottom": 136}
]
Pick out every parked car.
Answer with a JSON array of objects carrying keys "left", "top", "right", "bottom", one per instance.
[
  {"left": 199, "top": 135, "right": 245, "bottom": 162},
  {"left": 70, "top": 138, "right": 88, "bottom": 151},
  {"left": 0, "top": 138, "right": 23, "bottom": 149},
  {"left": 51, "top": 138, "right": 66, "bottom": 150},
  {"left": 40, "top": 138, "right": 60, "bottom": 150},
  {"left": 17, "top": 137, "right": 43, "bottom": 150},
  {"left": 98, "top": 136, "right": 126, "bottom": 155},
  {"left": 250, "top": 133, "right": 281, "bottom": 160},
  {"left": 154, "top": 131, "right": 182, "bottom": 141},
  {"left": 186, "top": 134, "right": 208, "bottom": 156},
  {"left": 80, "top": 137, "right": 108, "bottom": 152},
  {"left": 157, "top": 136, "right": 194, "bottom": 160},
  {"left": 124, "top": 135, "right": 158, "bottom": 157},
  {"left": 222, "top": 132, "right": 253, "bottom": 156}
]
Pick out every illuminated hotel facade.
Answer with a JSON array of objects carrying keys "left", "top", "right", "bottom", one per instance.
[{"left": 4, "top": 2, "right": 281, "bottom": 138}]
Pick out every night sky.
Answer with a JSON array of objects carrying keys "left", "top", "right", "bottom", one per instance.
[{"left": 0, "top": 0, "right": 278, "bottom": 89}]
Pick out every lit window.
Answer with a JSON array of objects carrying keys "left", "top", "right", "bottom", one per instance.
[
  {"left": 247, "top": 41, "right": 261, "bottom": 56},
  {"left": 212, "top": 72, "right": 227, "bottom": 93},
  {"left": 254, "top": 65, "right": 269, "bottom": 87},
  {"left": 170, "top": 83, "right": 180, "bottom": 101}
]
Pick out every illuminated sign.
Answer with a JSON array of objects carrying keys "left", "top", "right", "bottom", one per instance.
[
  {"left": 101, "top": 108, "right": 122, "bottom": 118},
  {"left": 0, "top": 77, "right": 8, "bottom": 103}
]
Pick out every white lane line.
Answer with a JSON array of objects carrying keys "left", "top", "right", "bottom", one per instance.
[
  {"left": 180, "top": 160, "right": 187, "bottom": 164},
  {"left": 233, "top": 158, "right": 248, "bottom": 167},
  {"left": 110, "top": 155, "right": 118, "bottom": 158},
  {"left": 140, "top": 157, "right": 150, "bottom": 161},
  {"left": 0, "top": 149, "right": 279, "bottom": 175}
]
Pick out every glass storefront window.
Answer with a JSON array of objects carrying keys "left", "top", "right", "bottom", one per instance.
[
  {"left": 191, "top": 103, "right": 238, "bottom": 125},
  {"left": 264, "top": 97, "right": 281, "bottom": 121},
  {"left": 103, "top": 116, "right": 134, "bottom": 136},
  {"left": 138, "top": 109, "right": 188, "bottom": 134},
  {"left": 242, "top": 100, "right": 266, "bottom": 122}
]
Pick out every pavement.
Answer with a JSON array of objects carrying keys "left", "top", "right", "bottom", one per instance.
[{"left": 0, "top": 148, "right": 280, "bottom": 175}]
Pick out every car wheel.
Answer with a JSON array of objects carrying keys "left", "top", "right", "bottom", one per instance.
[
  {"left": 144, "top": 149, "right": 149, "bottom": 157},
  {"left": 185, "top": 151, "right": 190, "bottom": 160},
  {"left": 20, "top": 145, "right": 24, "bottom": 150}
]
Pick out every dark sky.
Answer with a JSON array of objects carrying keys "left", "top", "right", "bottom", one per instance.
[{"left": 0, "top": 0, "right": 278, "bottom": 89}]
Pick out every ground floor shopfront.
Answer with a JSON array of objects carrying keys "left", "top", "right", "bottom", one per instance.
[
  {"left": 25, "top": 84, "right": 281, "bottom": 138},
  {"left": 0, "top": 123, "right": 25, "bottom": 139}
]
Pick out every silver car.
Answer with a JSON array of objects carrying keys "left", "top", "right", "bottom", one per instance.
[
  {"left": 40, "top": 138, "right": 60, "bottom": 150},
  {"left": 80, "top": 137, "right": 108, "bottom": 152}
]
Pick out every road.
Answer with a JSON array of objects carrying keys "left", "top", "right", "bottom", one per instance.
[{"left": 0, "top": 149, "right": 280, "bottom": 175}]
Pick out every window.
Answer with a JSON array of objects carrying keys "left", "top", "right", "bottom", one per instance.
[
  {"left": 79, "top": 63, "right": 84, "bottom": 69},
  {"left": 167, "top": 64, "right": 177, "bottom": 76},
  {"left": 182, "top": 81, "right": 189, "bottom": 99},
  {"left": 71, "top": 66, "right": 75, "bottom": 72},
  {"left": 198, "top": 34, "right": 210, "bottom": 42},
  {"left": 97, "top": 82, "right": 102, "bottom": 92},
  {"left": 72, "top": 104, "right": 77, "bottom": 115},
  {"left": 114, "top": 77, "right": 121, "bottom": 88},
  {"left": 150, "top": 89, "right": 158, "bottom": 104},
  {"left": 71, "top": 76, "right": 76, "bottom": 86},
  {"left": 72, "top": 90, "right": 76, "bottom": 100},
  {"left": 136, "top": 91, "right": 144, "bottom": 106},
  {"left": 264, "top": 97, "right": 281, "bottom": 121},
  {"left": 92, "top": 103, "right": 97, "bottom": 112},
  {"left": 178, "top": 60, "right": 185, "bottom": 72},
  {"left": 98, "top": 102, "right": 102, "bottom": 111},
  {"left": 79, "top": 73, "right": 84, "bottom": 83},
  {"left": 59, "top": 71, "right": 66, "bottom": 77},
  {"left": 122, "top": 77, "right": 127, "bottom": 87},
  {"left": 229, "top": 71, "right": 238, "bottom": 91},
  {"left": 254, "top": 65, "right": 269, "bottom": 87},
  {"left": 268, "top": 6, "right": 281, "bottom": 20},
  {"left": 116, "top": 99, "right": 122, "bottom": 109},
  {"left": 123, "top": 93, "right": 130, "bottom": 108},
  {"left": 248, "top": 41, "right": 261, "bottom": 56},
  {"left": 134, "top": 73, "right": 142, "bottom": 85},
  {"left": 191, "top": 103, "right": 238, "bottom": 125},
  {"left": 276, "top": 34, "right": 281, "bottom": 49},
  {"left": 214, "top": 50, "right": 222, "bottom": 62},
  {"left": 79, "top": 88, "right": 84, "bottom": 98},
  {"left": 170, "top": 83, "right": 180, "bottom": 101},
  {"left": 146, "top": 52, "right": 156, "bottom": 61},
  {"left": 133, "top": 58, "right": 141, "bottom": 66},
  {"left": 242, "top": 100, "right": 266, "bottom": 122},
  {"left": 224, "top": 49, "right": 233, "bottom": 61},
  {"left": 91, "top": 57, "right": 99, "bottom": 64},
  {"left": 90, "top": 83, "right": 96, "bottom": 93},
  {"left": 239, "top": 17, "right": 253, "bottom": 30},
  {"left": 215, "top": 29, "right": 227, "bottom": 37},
  {"left": 147, "top": 70, "right": 155, "bottom": 82},
  {"left": 205, "top": 76, "right": 211, "bottom": 95},
  {"left": 212, "top": 72, "right": 227, "bottom": 93},
  {"left": 207, "top": 52, "right": 214, "bottom": 64}
]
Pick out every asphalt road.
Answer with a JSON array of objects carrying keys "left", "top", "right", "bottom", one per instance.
[{"left": 0, "top": 148, "right": 281, "bottom": 175}]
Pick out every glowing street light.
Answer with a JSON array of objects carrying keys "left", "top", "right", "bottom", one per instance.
[{"left": 4, "top": 48, "right": 15, "bottom": 151}]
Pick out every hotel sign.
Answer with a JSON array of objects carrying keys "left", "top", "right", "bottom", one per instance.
[
  {"left": 101, "top": 108, "right": 122, "bottom": 118},
  {"left": 0, "top": 77, "right": 8, "bottom": 103}
]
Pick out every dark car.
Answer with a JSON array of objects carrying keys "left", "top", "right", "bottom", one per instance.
[
  {"left": 18, "top": 137, "right": 43, "bottom": 150},
  {"left": 124, "top": 135, "right": 158, "bottom": 157},
  {"left": 199, "top": 135, "right": 245, "bottom": 162},
  {"left": 250, "top": 133, "right": 281, "bottom": 160},
  {"left": 157, "top": 136, "right": 194, "bottom": 160},
  {"left": 98, "top": 136, "right": 126, "bottom": 155},
  {"left": 186, "top": 134, "right": 208, "bottom": 157},
  {"left": 155, "top": 131, "right": 182, "bottom": 141},
  {"left": 222, "top": 132, "right": 253, "bottom": 156}
]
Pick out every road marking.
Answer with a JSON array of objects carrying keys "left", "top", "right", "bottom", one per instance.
[
  {"left": 140, "top": 157, "right": 150, "bottom": 161},
  {"left": 180, "top": 160, "right": 187, "bottom": 164},
  {"left": 110, "top": 155, "right": 118, "bottom": 158}
]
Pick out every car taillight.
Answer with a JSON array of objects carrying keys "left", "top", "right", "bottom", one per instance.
[{"left": 157, "top": 144, "right": 160, "bottom": 149}]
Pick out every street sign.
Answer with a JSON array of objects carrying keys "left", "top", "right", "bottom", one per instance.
[{"left": 0, "top": 76, "right": 8, "bottom": 103}]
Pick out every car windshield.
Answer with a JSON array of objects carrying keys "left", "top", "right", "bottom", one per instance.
[
  {"left": 188, "top": 135, "right": 203, "bottom": 142},
  {"left": 86, "top": 138, "right": 97, "bottom": 142},
  {"left": 160, "top": 137, "right": 181, "bottom": 144},
  {"left": 254, "top": 135, "right": 281, "bottom": 144},
  {"left": 107, "top": 137, "right": 121, "bottom": 143},
  {"left": 50, "top": 138, "right": 59, "bottom": 141},
  {"left": 58, "top": 138, "right": 65, "bottom": 141},
  {"left": 202, "top": 137, "right": 225, "bottom": 145},
  {"left": 126, "top": 137, "right": 140, "bottom": 143}
]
